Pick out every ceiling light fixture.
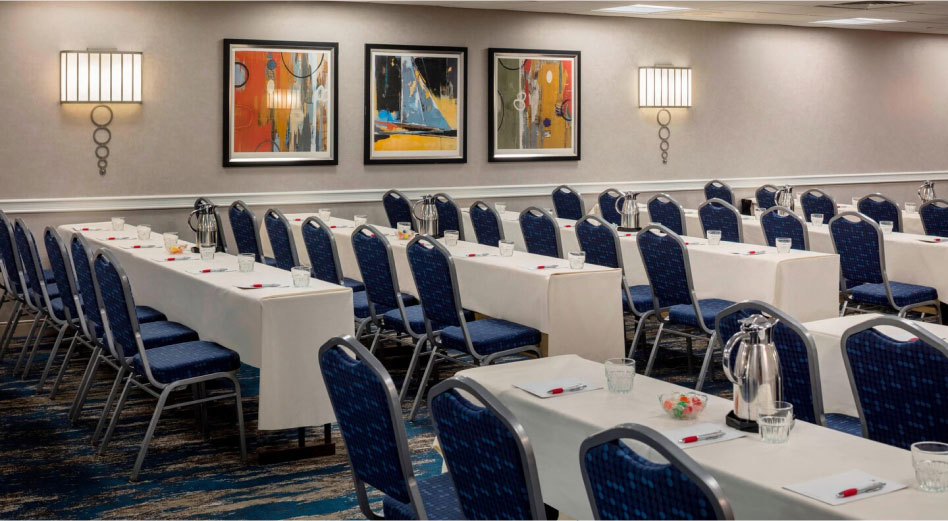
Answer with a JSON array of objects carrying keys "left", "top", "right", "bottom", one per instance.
[
  {"left": 811, "top": 17, "right": 904, "bottom": 25},
  {"left": 596, "top": 4, "right": 692, "bottom": 14}
]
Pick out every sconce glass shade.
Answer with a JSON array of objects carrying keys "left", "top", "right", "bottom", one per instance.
[
  {"left": 60, "top": 51, "right": 142, "bottom": 103},
  {"left": 639, "top": 67, "right": 691, "bottom": 108}
]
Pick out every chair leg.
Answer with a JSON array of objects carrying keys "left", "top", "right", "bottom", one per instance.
[
  {"left": 49, "top": 333, "right": 81, "bottom": 399},
  {"left": 695, "top": 332, "right": 718, "bottom": 392},
  {"left": 199, "top": 382, "right": 209, "bottom": 440},
  {"left": 0, "top": 302, "right": 23, "bottom": 360},
  {"left": 409, "top": 346, "right": 440, "bottom": 421},
  {"left": 37, "top": 327, "right": 72, "bottom": 392},
  {"left": 229, "top": 375, "right": 247, "bottom": 464},
  {"left": 19, "top": 316, "right": 50, "bottom": 378},
  {"left": 70, "top": 347, "right": 103, "bottom": 423},
  {"left": 98, "top": 376, "right": 134, "bottom": 456},
  {"left": 628, "top": 311, "right": 653, "bottom": 359},
  {"left": 399, "top": 336, "right": 427, "bottom": 402},
  {"left": 840, "top": 300, "right": 849, "bottom": 317},
  {"left": 354, "top": 317, "right": 371, "bottom": 340},
  {"left": 13, "top": 314, "right": 44, "bottom": 375},
  {"left": 644, "top": 323, "right": 665, "bottom": 376},
  {"left": 130, "top": 386, "right": 173, "bottom": 482},
  {"left": 367, "top": 324, "right": 382, "bottom": 354},
  {"left": 92, "top": 366, "right": 127, "bottom": 446}
]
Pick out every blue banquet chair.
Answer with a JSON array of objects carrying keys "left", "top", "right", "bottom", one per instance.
[
  {"left": 755, "top": 184, "right": 779, "bottom": 211},
  {"left": 552, "top": 184, "right": 586, "bottom": 220},
  {"left": 580, "top": 424, "right": 734, "bottom": 520},
  {"left": 383, "top": 189, "right": 415, "bottom": 230},
  {"left": 598, "top": 188, "right": 624, "bottom": 226},
  {"left": 469, "top": 201, "right": 505, "bottom": 247},
  {"left": 0, "top": 211, "right": 37, "bottom": 364},
  {"left": 698, "top": 198, "right": 743, "bottom": 243},
  {"left": 194, "top": 196, "right": 228, "bottom": 252},
  {"left": 857, "top": 193, "right": 902, "bottom": 232},
  {"left": 263, "top": 208, "right": 300, "bottom": 271},
  {"left": 301, "top": 216, "right": 364, "bottom": 291},
  {"left": 350, "top": 225, "right": 419, "bottom": 345},
  {"left": 919, "top": 199, "right": 948, "bottom": 238},
  {"left": 800, "top": 188, "right": 836, "bottom": 224},
  {"left": 519, "top": 207, "right": 563, "bottom": 258},
  {"left": 319, "top": 334, "right": 463, "bottom": 520},
  {"left": 704, "top": 180, "right": 733, "bottom": 205},
  {"left": 228, "top": 200, "right": 276, "bottom": 266},
  {"left": 434, "top": 193, "right": 464, "bottom": 240},
  {"left": 647, "top": 193, "right": 686, "bottom": 235},
  {"left": 760, "top": 206, "right": 809, "bottom": 250}
]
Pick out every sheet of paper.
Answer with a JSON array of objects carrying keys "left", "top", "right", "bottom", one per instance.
[
  {"left": 660, "top": 422, "right": 746, "bottom": 449},
  {"left": 783, "top": 470, "right": 906, "bottom": 506},
  {"left": 514, "top": 377, "right": 602, "bottom": 399}
]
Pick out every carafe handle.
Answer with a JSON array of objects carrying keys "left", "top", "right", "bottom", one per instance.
[
  {"left": 722, "top": 331, "right": 744, "bottom": 385},
  {"left": 187, "top": 208, "right": 201, "bottom": 233}
]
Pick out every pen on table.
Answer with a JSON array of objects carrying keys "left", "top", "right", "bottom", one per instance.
[
  {"left": 251, "top": 283, "right": 282, "bottom": 288},
  {"left": 679, "top": 430, "right": 725, "bottom": 444},
  {"left": 466, "top": 253, "right": 491, "bottom": 257},
  {"left": 199, "top": 268, "right": 229, "bottom": 273},
  {"left": 535, "top": 264, "right": 560, "bottom": 269},
  {"left": 547, "top": 383, "right": 587, "bottom": 395},
  {"left": 836, "top": 482, "right": 885, "bottom": 498}
]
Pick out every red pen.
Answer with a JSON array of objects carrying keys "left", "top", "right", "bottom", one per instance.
[
  {"left": 679, "top": 430, "right": 725, "bottom": 444},
  {"left": 748, "top": 250, "right": 756, "bottom": 254},
  {"left": 108, "top": 237, "right": 116, "bottom": 240},
  {"left": 836, "top": 482, "right": 885, "bottom": 498},
  {"left": 166, "top": 257, "right": 176, "bottom": 261},
  {"left": 133, "top": 245, "right": 141, "bottom": 249},
  {"left": 294, "top": 218, "right": 301, "bottom": 221},
  {"left": 81, "top": 227, "right": 89, "bottom": 231},
  {"left": 547, "top": 383, "right": 586, "bottom": 395},
  {"left": 564, "top": 224, "right": 572, "bottom": 228},
  {"left": 253, "top": 283, "right": 263, "bottom": 288},
  {"left": 330, "top": 225, "right": 337, "bottom": 229}
]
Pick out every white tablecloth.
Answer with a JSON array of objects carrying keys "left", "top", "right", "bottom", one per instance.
[
  {"left": 261, "top": 215, "right": 626, "bottom": 361},
  {"left": 457, "top": 355, "right": 945, "bottom": 520},
  {"left": 802, "top": 313, "right": 948, "bottom": 417},
  {"left": 59, "top": 223, "right": 353, "bottom": 431}
]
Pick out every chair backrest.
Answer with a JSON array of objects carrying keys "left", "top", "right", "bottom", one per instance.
[
  {"left": 44, "top": 228, "right": 81, "bottom": 324},
  {"left": 842, "top": 316, "right": 948, "bottom": 449},
  {"left": 575, "top": 215, "right": 623, "bottom": 271},
  {"left": 919, "top": 199, "right": 948, "bottom": 238},
  {"left": 857, "top": 193, "right": 902, "bottom": 232},
  {"left": 0, "top": 210, "right": 25, "bottom": 298},
  {"left": 302, "top": 216, "right": 345, "bottom": 285},
  {"left": 351, "top": 225, "right": 404, "bottom": 311},
  {"left": 755, "top": 184, "right": 779, "bottom": 210},
  {"left": 647, "top": 193, "right": 686, "bottom": 235},
  {"left": 698, "top": 198, "right": 743, "bottom": 243},
  {"left": 228, "top": 200, "right": 264, "bottom": 262},
  {"left": 800, "top": 189, "right": 836, "bottom": 224},
  {"left": 194, "top": 196, "right": 228, "bottom": 252},
  {"left": 263, "top": 208, "right": 300, "bottom": 271},
  {"left": 580, "top": 424, "right": 733, "bottom": 520},
  {"left": 636, "top": 224, "right": 694, "bottom": 310},
  {"left": 829, "top": 212, "right": 885, "bottom": 286},
  {"left": 93, "top": 249, "right": 143, "bottom": 362},
  {"left": 552, "top": 184, "right": 585, "bottom": 220},
  {"left": 704, "top": 180, "right": 733, "bottom": 205},
  {"left": 469, "top": 201, "right": 505, "bottom": 247},
  {"left": 519, "top": 207, "right": 562, "bottom": 258},
  {"left": 382, "top": 189, "right": 414, "bottom": 230},
  {"left": 318, "top": 335, "right": 425, "bottom": 519},
  {"left": 406, "top": 235, "right": 466, "bottom": 330},
  {"left": 434, "top": 193, "right": 464, "bottom": 240},
  {"left": 598, "top": 189, "right": 623, "bottom": 226},
  {"left": 760, "top": 206, "right": 809, "bottom": 250},
  {"left": 12, "top": 219, "right": 44, "bottom": 310},
  {"left": 70, "top": 235, "right": 105, "bottom": 337},
  {"left": 715, "top": 301, "right": 826, "bottom": 426},
  {"left": 429, "top": 376, "right": 545, "bottom": 520}
]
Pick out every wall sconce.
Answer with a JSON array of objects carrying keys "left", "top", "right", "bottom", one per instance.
[
  {"left": 60, "top": 50, "right": 143, "bottom": 175},
  {"left": 639, "top": 66, "right": 691, "bottom": 164}
]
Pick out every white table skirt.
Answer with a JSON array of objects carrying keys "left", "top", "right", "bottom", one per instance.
[
  {"left": 802, "top": 313, "right": 948, "bottom": 417},
  {"left": 262, "top": 215, "right": 626, "bottom": 361},
  {"left": 59, "top": 223, "right": 353, "bottom": 431},
  {"left": 457, "top": 355, "right": 945, "bottom": 520}
]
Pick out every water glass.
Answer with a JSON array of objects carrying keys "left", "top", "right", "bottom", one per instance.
[
  {"left": 905, "top": 202, "right": 918, "bottom": 213},
  {"left": 111, "top": 216, "right": 125, "bottom": 231},
  {"left": 707, "top": 230, "right": 722, "bottom": 246},
  {"left": 162, "top": 232, "right": 179, "bottom": 253},
  {"left": 776, "top": 237, "right": 792, "bottom": 254},
  {"left": 318, "top": 208, "right": 331, "bottom": 221},
  {"left": 354, "top": 215, "right": 367, "bottom": 227},
  {"left": 444, "top": 230, "right": 459, "bottom": 247},
  {"left": 880, "top": 220, "right": 894, "bottom": 234},
  {"left": 604, "top": 358, "right": 635, "bottom": 394},
  {"left": 852, "top": 196, "right": 860, "bottom": 207},
  {"left": 754, "top": 207, "right": 763, "bottom": 219},
  {"left": 397, "top": 221, "right": 413, "bottom": 240},
  {"left": 496, "top": 202, "right": 507, "bottom": 214},
  {"left": 912, "top": 441, "right": 948, "bottom": 492},
  {"left": 136, "top": 225, "right": 151, "bottom": 241},
  {"left": 758, "top": 401, "right": 793, "bottom": 444},
  {"left": 199, "top": 243, "right": 215, "bottom": 261},
  {"left": 568, "top": 251, "right": 585, "bottom": 269},
  {"left": 237, "top": 253, "right": 255, "bottom": 273},
  {"left": 499, "top": 240, "right": 515, "bottom": 257},
  {"left": 291, "top": 266, "right": 311, "bottom": 288}
]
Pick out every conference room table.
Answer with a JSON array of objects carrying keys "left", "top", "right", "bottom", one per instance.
[
  {"left": 58, "top": 223, "right": 353, "bottom": 431},
  {"left": 261, "top": 215, "right": 626, "bottom": 361},
  {"left": 456, "top": 355, "right": 946, "bottom": 520},
  {"left": 462, "top": 208, "right": 840, "bottom": 322}
]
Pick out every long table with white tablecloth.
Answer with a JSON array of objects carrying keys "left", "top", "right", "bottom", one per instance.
[{"left": 59, "top": 223, "right": 353, "bottom": 431}]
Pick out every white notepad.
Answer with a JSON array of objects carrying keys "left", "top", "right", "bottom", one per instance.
[
  {"left": 514, "top": 377, "right": 601, "bottom": 398},
  {"left": 660, "top": 422, "right": 746, "bottom": 449},
  {"left": 783, "top": 470, "right": 906, "bottom": 506}
]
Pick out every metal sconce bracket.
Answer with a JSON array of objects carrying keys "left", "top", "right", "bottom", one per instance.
[
  {"left": 657, "top": 109, "right": 671, "bottom": 164},
  {"left": 91, "top": 105, "right": 113, "bottom": 175}
]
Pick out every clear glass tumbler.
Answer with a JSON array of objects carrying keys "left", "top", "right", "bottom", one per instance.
[
  {"left": 912, "top": 441, "right": 948, "bottom": 492},
  {"left": 707, "top": 230, "right": 722, "bottom": 246},
  {"left": 758, "top": 401, "right": 793, "bottom": 444},
  {"left": 880, "top": 220, "right": 894, "bottom": 234},
  {"left": 354, "top": 215, "right": 367, "bottom": 227},
  {"left": 568, "top": 251, "right": 585, "bottom": 269},
  {"left": 776, "top": 237, "right": 792, "bottom": 254},
  {"left": 291, "top": 266, "right": 311, "bottom": 287},
  {"left": 496, "top": 202, "right": 507, "bottom": 214},
  {"left": 111, "top": 216, "right": 125, "bottom": 231},
  {"left": 499, "top": 240, "right": 515, "bottom": 257},
  {"left": 811, "top": 213, "right": 824, "bottom": 227},
  {"left": 604, "top": 358, "right": 635, "bottom": 394},
  {"left": 162, "top": 232, "right": 179, "bottom": 253},
  {"left": 444, "top": 230, "right": 459, "bottom": 246},
  {"left": 318, "top": 208, "right": 331, "bottom": 221},
  {"left": 137, "top": 225, "right": 151, "bottom": 241},
  {"left": 237, "top": 253, "right": 255, "bottom": 273},
  {"left": 905, "top": 202, "right": 917, "bottom": 213},
  {"left": 199, "top": 243, "right": 215, "bottom": 261}
]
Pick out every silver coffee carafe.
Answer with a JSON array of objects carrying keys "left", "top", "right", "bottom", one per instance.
[
  {"left": 918, "top": 180, "right": 936, "bottom": 204},
  {"left": 723, "top": 313, "right": 783, "bottom": 428},
  {"left": 188, "top": 202, "right": 219, "bottom": 250},
  {"left": 614, "top": 191, "right": 641, "bottom": 231},
  {"left": 775, "top": 185, "right": 794, "bottom": 210},
  {"left": 412, "top": 195, "right": 439, "bottom": 236}
]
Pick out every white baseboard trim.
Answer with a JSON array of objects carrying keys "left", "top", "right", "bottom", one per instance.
[{"left": 4, "top": 169, "right": 946, "bottom": 214}]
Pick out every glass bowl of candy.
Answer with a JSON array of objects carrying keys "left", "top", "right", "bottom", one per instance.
[{"left": 659, "top": 392, "right": 708, "bottom": 420}]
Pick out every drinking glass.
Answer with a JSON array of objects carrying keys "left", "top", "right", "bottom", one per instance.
[
  {"left": 758, "top": 401, "right": 793, "bottom": 444},
  {"left": 444, "top": 230, "right": 459, "bottom": 247},
  {"left": 905, "top": 202, "right": 918, "bottom": 213},
  {"left": 754, "top": 207, "right": 764, "bottom": 219},
  {"left": 568, "top": 251, "right": 585, "bottom": 269},
  {"left": 162, "top": 232, "right": 179, "bottom": 253},
  {"left": 237, "top": 253, "right": 255, "bottom": 273},
  {"left": 199, "top": 243, "right": 215, "bottom": 261},
  {"left": 707, "top": 230, "right": 722, "bottom": 246},
  {"left": 111, "top": 216, "right": 125, "bottom": 231},
  {"left": 318, "top": 208, "right": 331, "bottom": 221},
  {"left": 880, "top": 220, "right": 894, "bottom": 234},
  {"left": 291, "top": 266, "right": 311, "bottom": 288},
  {"left": 852, "top": 196, "right": 860, "bottom": 207},
  {"left": 397, "top": 222, "right": 412, "bottom": 240},
  {"left": 811, "top": 213, "right": 824, "bottom": 227},
  {"left": 496, "top": 202, "right": 507, "bottom": 214},
  {"left": 912, "top": 441, "right": 948, "bottom": 492},
  {"left": 499, "top": 240, "right": 515, "bottom": 257},
  {"left": 354, "top": 215, "right": 367, "bottom": 227},
  {"left": 776, "top": 237, "right": 792, "bottom": 254},
  {"left": 604, "top": 358, "right": 635, "bottom": 394},
  {"left": 137, "top": 225, "right": 151, "bottom": 241}
]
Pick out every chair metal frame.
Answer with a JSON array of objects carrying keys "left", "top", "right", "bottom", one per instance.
[
  {"left": 434, "top": 192, "right": 464, "bottom": 240},
  {"left": 704, "top": 179, "right": 734, "bottom": 205},
  {"left": 0, "top": 210, "right": 34, "bottom": 365},
  {"left": 552, "top": 184, "right": 586, "bottom": 220},
  {"left": 698, "top": 198, "right": 744, "bottom": 243},
  {"left": 579, "top": 423, "right": 734, "bottom": 520},
  {"left": 799, "top": 188, "right": 837, "bottom": 224},
  {"left": 519, "top": 206, "right": 563, "bottom": 259},
  {"left": 597, "top": 188, "right": 624, "bottom": 225},
  {"left": 194, "top": 197, "right": 228, "bottom": 253},
  {"left": 382, "top": 189, "right": 415, "bottom": 231},
  {"left": 92, "top": 248, "right": 246, "bottom": 481},
  {"left": 919, "top": 198, "right": 948, "bottom": 237},
  {"left": 468, "top": 200, "right": 505, "bottom": 246},
  {"left": 263, "top": 207, "right": 301, "bottom": 269},
  {"left": 647, "top": 193, "right": 686, "bottom": 235},
  {"left": 228, "top": 200, "right": 266, "bottom": 263},
  {"left": 759, "top": 205, "right": 810, "bottom": 250},
  {"left": 428, "top": 375, "right": 546, "bottom": 520},
  {"left": 857, "top": 193, "right": 903, "bottom": 233},
  {"left": 755, "top": 184, "right": 779, "bottom": 210}
]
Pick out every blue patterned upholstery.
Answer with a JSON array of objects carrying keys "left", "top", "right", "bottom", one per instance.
[
  {"left": 470, "top": 203, "right": 503, "bottom": 247},
  {"left": 407, "top": 240, "right": 463, "bottom": 328},
  {"left": 430, "top": 388, "right": 534, "bottom": 520},
  {"left": 576, "top": 218, "right": 621, "bottom": 269},
  {"left": 302, "top": 219, "right": 358, "bottom": 289},
  {"left": 801, "top": 191, "right": 836, "bottom": 224},
  {"left": 132, "top": 340, "right": 240, "bottom": 384},
  {"left": 352, "top": 229, "right": 404, "bottom": 309},
  {"left": 623, "top": 285, "right": 655, "bottom": 314},
  {"left": 382, "top": 473, "right": 463, "bottom": 520},
  {"left": 439, "top": 319, "right": 541, "bottom": 356},
  {"left": 583, "top": 440, "right": 721, "bottom": 520},
  {"left": 552, "top": 186, "right": 585, "bottom": 220},
  {"left": 845, "top": 328, "right": 948, "bottom": 449},
  {"left": 352, "top": 290, "right": 416, "bottom": 320},
  {"left": 850, "top": 282, "right": 937, "bottom": 308},
  {"left": 825, "top": 413, "right": 863, "bottom": 436},
  {"left": 43, "top": 230, "right": 79, "bottom": 321},
  {"left": 648, "top": 197, "right": 684, "bottom": 235},
  {"left": 383, "top": 190, "right": 414, "bottom": 230},
  {"left": 920, "top": 201, "right": 948, "bottom": 238},
  {"left": 704, "top": 182, "right": 733, "bottom": 205},
  {"left": 519, "top": 210, "right": 560, "bottom": 258},
  {"left": 342, "top": 277, "right": 365, "bottom": 291},
  {"left": 637, "top": 230, "right": 691, "bottom": 309},
  {"left": 698, "top": 202, "right": 741, "bottom": 243},
  {"left": 599, "top": 190, "right": 623, "bottom": 226},
  {"left": 263, "top": 210, "right": 297, "bottom": 271},
  {"left": 13, "top": 222, "right": 42, "bottom": 307},
  {"left": 756, "top": 186, "right": 778, "bottom": 210},
  {"left": 0, "top": 213, "right": 23, "bottom": 295},
  {"left": 761, "top": 210, "right": 807, "bottom": 250},
  {"left": 382, "top": 305, "right": 473, "bottom": 335},
  {"left": 669, "top": 298, "right": 734, "bottom": 330},
  {"left": 228, "top": 201, "right": 264, "bottom": 262},
  {"left": 830, "top": 216, "right": 884, "bottom": 286},
  {"left": 138, "top": 321, "right": 200, "bottom": 350},
  {"left": 435, "top": 195, "right": 462, "bottom": 239},
  {"left": 858, "top": 197, "right": 901, "bottom": 232}
]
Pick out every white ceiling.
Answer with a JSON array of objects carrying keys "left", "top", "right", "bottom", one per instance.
[{"left": 366, "top": 1, "right": 948, "bottom": 34}]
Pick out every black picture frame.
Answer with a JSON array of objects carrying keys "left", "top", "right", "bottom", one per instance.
[
  {"left": 364, "top": 43, "right": 468, "bottom": 165},
  {"left": 222, "top": 38, "right": 339, "bottom": 167},
  {"left": 487, "top": 47, "right": 581, "bottom": 162}
]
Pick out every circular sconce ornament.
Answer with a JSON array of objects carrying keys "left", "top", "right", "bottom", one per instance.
[{"left": 90, "top": 104, "right": 113, "bottom": 175}]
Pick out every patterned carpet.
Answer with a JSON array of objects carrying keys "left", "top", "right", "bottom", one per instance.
[{"left": 0, "top": 316, "right": 730, "bottom": 519}]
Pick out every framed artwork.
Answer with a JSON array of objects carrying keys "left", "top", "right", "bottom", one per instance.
[
  {"left": 222, "top": 39, "right": 338, "bottom": 167},
  {"left": 364, "top": 44, "right": 467, "bottom": 164},
  {"left": 488, "top": 48, "right": 580, "bottom": 162}
]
